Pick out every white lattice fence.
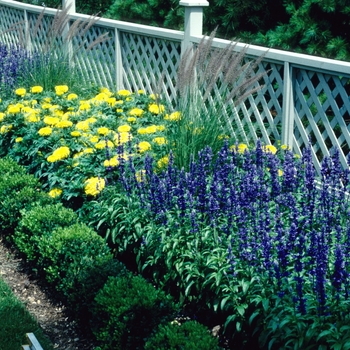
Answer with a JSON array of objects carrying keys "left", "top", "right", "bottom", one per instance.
[
  {"left": 294, "top": 69, "right": 350, "bottom": 172},
  {"left": 121, "top": 32, "right": 181, "bottom": 106},
  {"left": 232, "top": 61, "right": 284, "bottom": 145},
  {"left": 0, "top": 5, "right": 26, "bottom": 45},
  {"left": 71, "top": 24, "right": 116, "bottom": 88}
]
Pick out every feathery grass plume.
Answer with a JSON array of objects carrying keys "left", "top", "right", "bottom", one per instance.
[
  {"left": 166, "top": 28, "right": 269, "bottom": 169},
  {"left": 0, "top": 5, "right": 110, "bottom": 93}
]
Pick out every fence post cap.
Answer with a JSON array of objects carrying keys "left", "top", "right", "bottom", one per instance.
[{"left": 179, "top": 0, "right": 209, "bottom": 6}]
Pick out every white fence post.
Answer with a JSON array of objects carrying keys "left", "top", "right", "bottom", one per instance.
[
  {"left": 62, "top": 0, "right": 75, "bottom": 13},
  {"left": 281, "top": 62, "right": 295, "bottom": 149},
  {"left": 179, "top": 0, "right": 209, "bottom": 57}
]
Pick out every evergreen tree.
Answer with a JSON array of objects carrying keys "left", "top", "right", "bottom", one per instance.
[{"left": 250, "top": 0, "right": 350, "bottom": 60}]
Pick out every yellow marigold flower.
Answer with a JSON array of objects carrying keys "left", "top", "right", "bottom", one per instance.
[
  {"left": 44, "top": 116, "right": 59, "bottom": 126},
  {"left": 138, "top": 141, "right": 151, "bottom": 153},
  {"left": 114, "top": 132, "right": 132, "bottom": 145},
  {"left": 7, "top": 105, "right": 21, "bottom": 114},
  {"left": 117, "top": 90, "right": 131, "bottom": 97},
  {"left": 55, "top": 85, "right": 69, "bottom": 96},
  {"left": 157, "top": 125, "right": 165, "bottom": 131},
  {"left": 38, "top": 127, "right": 53, "bottom": 136},
  {"left": 92, "top": 93, "right": 108, "bottom": 103},
  {"left": 230, "top": 143, "right": 248, "bottom": 154},
  {"left": 0, "top": 112, "right": 5, "bottom": 121},
  {"left": 164, "top": 111, "right": 181, "bottom": 121},
  {"left": 116, "top": 108, "right": 123, "bottom": 113},
  {"left": 15, "top": 137, "right": 23, "bottom": 143},
  {"left": 148, "top": 103, "right": 165, "bottom": 114},
  {"left": 153, "top": 137, "right": 167, "bottom": 145},
  {"left": 84, "top": 177, "right": 105, "bottom": 196},
  {"left": 83, "top": 148, "right": 94, "bottom": 154},
  {"left": 107, "top": 97, "right": 116, "bottom": 106},
  {"left": 138, "top": 125, "right": 157, "bottom": 134},
  {"left": 79, "top": 102, "right": 91, "bottom": 111},
  {"left": 136, "top": 169, "right": 146, "bottom": 182},
  {"left": 281, "top": 144, "right": 291, "bottom": 150},
  {"left": 76, "top": 121, "right": 90, "bottom": 131},
  {"left": 98, "top": 127, "right": 109, "bottom": 135},
  {"left": 26, "top": 112, "right": 40, "bottom": 123},
  {"left": 127, "top": 117, "right": 136, "bottom": 123},
  {"left": 103, "top": 156, "right": 120, "bottom": 168},
  {"left": 21, "top": 106, "right": 33, "bottom": 113},
  {"left": 30, "top": 86, "right": 43, "bottom": 93},
  {"left": 129, "top": 108, "right": 144, "bottom": 117},
  {"left": 48, "top": 188, "right": 62, "bottom": 198},
  {"left": 157, "top": 156, "right": 169, "bottom": 169},
  {"left": 89, "top": 136, "right": 99, "bottom": 143},
  {"left": 71, "top": 131, "right": 81, "bottom": 137},
  {"left": 67, "top": 93, "right": 78, "bottom": 100},
  {"left": 95, "top": 140, "right": 114, "bottom": 150},
  {"left": 117, "top": 124, "right": 131, "bottom": 133},
  {"left": 41, "top": 103, "right": 53, "bottom": 110},
  {"left": 86, "top": 117, "right": 97, "bottom": 124},
  {"left": 278, "top": 169, "right": 283, "bottom": 177},
  {"left": 47, "top": 146, "right": 70, "bottom": 162},
  {"left": 116, "top": 100, "right": 124, "bottom": 105},
  {"left": 15, "top": 88, "right": 26, "bottom": 96},
  {"left": 56, "top": 120, "right": 73, "bottom": 128},
  {"left": 263, "top": 144, "right": 277, "bottom": 154},
  {"left": 0, "top": 124, "right": 12, "bottom": 134},
  {"left": 138, "top": 89, "right": 145, "bottom": 94},
  {"left": 100, "top": 87, "right": 112, "bottom": 95},
  {"left": 149, "top": 93, "right": 159, "bottom": 100},
  {"left": 53, "top": 109, "right": 64, "bottom": 117}
]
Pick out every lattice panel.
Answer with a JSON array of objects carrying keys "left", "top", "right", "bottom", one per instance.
[
  {"left": 0, "top": 5, "right": 26, "bottom": 47},
  {"left": 294, "top": 68, "right": 350, "bottom": 172},
  {"left": 26, "top": 11, "right": 64, "bottom": 52},
  {"left": 220, "top": 61, "right": 284, "bottom": 145},
  {"left": 72, "top": 24, "right": 115, "bottom": 89},
  {"left": 121, "top": 32, "right": 181, "bottom": 106}
]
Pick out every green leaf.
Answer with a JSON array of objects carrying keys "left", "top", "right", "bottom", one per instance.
[
  {"left": 248, "top": 310, "right": 260, "bottom": 326},
  {"left": 241, "top": 280, "right": 250, "bottom": 294},
  {"left": 236, "top": 305, "right": 246, "bottom": 317},
  {"left": 185, "top": 280, "right": 195, "bottom": 296},
  {"left": 262, "top": 298, "right": 269, "bottom": 312}
]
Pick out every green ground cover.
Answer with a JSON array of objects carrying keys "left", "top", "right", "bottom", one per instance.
[{"left": 0, "top": 275, "right": 53, "bottom": 350}]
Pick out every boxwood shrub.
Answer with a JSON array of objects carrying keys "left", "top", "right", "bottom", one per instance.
[
  {"left": 13, "top": 202, "right": 79, "bottom": 263},
  {"left": 92, "top": 274, "right": 179, "bottom": 350},
  {"left": 0, "top": 172, "right": 52, "bottom": 236},
  {"left": 144, "top": 320, "right": 222, "bottom": 350}
]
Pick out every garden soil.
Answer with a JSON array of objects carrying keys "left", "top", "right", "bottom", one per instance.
[{"left": 0, "top": 236, "right": 97, "bottom": 350}]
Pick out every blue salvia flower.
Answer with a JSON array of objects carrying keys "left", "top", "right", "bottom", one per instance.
[
  {"left": 303, "top": 145, "right": 316, "bottom": 192},
  {"left": 266, "top": 151, "right": 281, "bottom": 197},
  {"left": 315, "top": 226, "right": 328, "bottom": 314},
  {"left": 282, "top": 150, "right": 297, "bottom": 193},
  {"left": 332, "top": 243, "right": 345, "bottom": 300}
]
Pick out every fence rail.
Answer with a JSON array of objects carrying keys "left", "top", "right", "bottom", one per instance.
[{"left": 1, "top": 0, "right": 350, "bottom": 173}]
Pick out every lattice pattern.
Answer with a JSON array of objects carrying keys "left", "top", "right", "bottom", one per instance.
[
  {"left": 121, "top": 32, "right": 181, "bottom": 106},
  {"left": 72, "top": 24, "right": 115, "bottom": 88},
  {"left": 0, "top": 6, "right": 26, "bottom": 46},
  {"left": 227, "top": 61, "right": 284, "bottom": 145},
  {"left": 294, "top": 69, "right": 350, "bottom": 172}
]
